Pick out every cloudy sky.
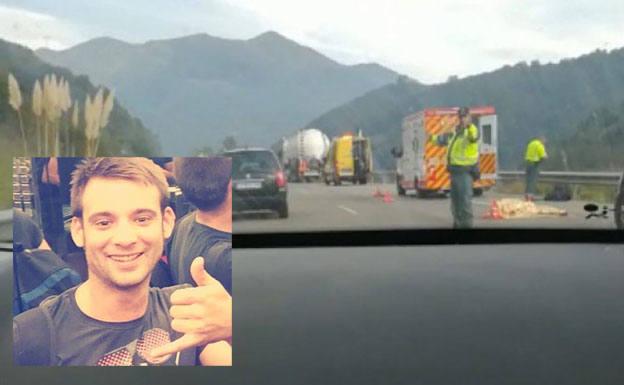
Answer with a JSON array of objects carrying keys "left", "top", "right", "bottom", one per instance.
[{"left": 1, "top": 0, "right": 623, "bottom": 83}]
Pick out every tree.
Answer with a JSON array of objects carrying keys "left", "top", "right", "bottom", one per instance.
[
  {"left": 222, "top": 136, "right": 237, "bottom": 151},
  {"left": 194, "top": 145, "right": 214, "bottom": 157}
]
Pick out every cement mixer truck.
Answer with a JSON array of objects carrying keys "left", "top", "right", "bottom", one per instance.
[{"left": 273, "top": 128, "right": 331, "bottom": 182}]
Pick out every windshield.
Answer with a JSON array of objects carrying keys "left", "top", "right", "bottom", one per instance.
[
  {"left": 230, "top": 151, "right": 280, "bottom": 177},
  {"left": 1, "top": 1, "right": 624, "bottom": 235}
]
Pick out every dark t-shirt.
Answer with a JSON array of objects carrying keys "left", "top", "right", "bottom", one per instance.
[
  {"left": 167, "top": 212, "right": 232, "bottom": 294},
  {"left": 13, "top": 210, "right": 43, "bottom": 250},
  {"left": 13, "top": 285, "right": 198, "bottom": 366}
]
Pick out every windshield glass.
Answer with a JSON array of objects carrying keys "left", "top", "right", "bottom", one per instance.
[
  {"left": 230, "top": 151, "right": 280, "bottom": 177},
  {"left": 2, "top": 1, "right": 624, "bottom": 235}
]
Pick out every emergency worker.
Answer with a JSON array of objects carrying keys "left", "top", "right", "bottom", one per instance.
[
  {"left": 430, "top": 107, "right": 480, "bottom": 228},
  {"left": 524, "top": 136, "right": 548, "bottom": 201}
]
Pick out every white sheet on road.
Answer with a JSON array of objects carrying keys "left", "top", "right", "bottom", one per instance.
[{"left": 492, "top": 198, "right": 568, "bottom": 219}]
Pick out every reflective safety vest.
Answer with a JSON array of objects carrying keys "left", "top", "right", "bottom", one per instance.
[
  {"left": 431, "top": 124, "right": 480, "bottom": 166},
  {"left": 525, "top": 139, "right": 547, "bottom": 163}
]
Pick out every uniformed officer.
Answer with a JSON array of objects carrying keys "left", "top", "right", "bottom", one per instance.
[{"left": 431, "top": 107, "right": 480, "bottom": 228}]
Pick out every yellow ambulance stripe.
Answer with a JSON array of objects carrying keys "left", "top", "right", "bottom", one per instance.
[
  {"left": 480, "top": 154, "right": 496, "bottom": 174},
  {"left": 425, "top": 116, "right": 440, "bottom": 135}
]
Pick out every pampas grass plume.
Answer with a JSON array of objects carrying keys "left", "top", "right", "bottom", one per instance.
[{"left": 8, "top": 73, "right": 22, "bottom": 111}]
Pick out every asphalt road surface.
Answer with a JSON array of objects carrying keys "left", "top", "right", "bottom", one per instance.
[{"left": 234, "top": 182, "right": 616, "bottom": 233}]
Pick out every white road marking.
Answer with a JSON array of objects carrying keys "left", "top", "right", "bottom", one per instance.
[{"left": 338, "top": 205, "right": 358, "bottom": 215}]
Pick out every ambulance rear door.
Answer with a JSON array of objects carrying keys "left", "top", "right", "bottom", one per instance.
[
  {"left": 399, "top": 113, "right": 423, "bottom": 191},
  {"left": 477, "top": 114, "right": 498, "bottom": 187}
]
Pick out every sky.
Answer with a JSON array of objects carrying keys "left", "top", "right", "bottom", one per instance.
[{"left": 1, "top": 0, "right": 623, "bottom": 83}]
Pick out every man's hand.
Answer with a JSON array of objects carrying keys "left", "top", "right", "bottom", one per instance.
[{"left": 150, "top": 256, "right": 232, "bottom": 360}]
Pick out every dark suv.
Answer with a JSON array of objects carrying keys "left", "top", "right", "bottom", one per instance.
[{"left": 225, "top": 148, "right": 288, "bottom": 218}]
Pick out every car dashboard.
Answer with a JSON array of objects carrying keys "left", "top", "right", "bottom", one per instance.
[{"left": 2, "top": 232, "right": 624, "bottom": 383}]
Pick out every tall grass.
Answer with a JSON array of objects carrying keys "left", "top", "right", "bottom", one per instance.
[
  {"left": 8, "top": 72, "right": 27, "bottom": 156},
  {"left": 0, "top": 134, "right": 15, "bottom": 209},
  {"left": 84, "top": 87, "right": 114, "bottom": 156},
  {"left": 5, "top": 73, "right": 115, "bottom": 157},
  {"left": 32, "top": 79, "right": 42, "bottom": 154}
]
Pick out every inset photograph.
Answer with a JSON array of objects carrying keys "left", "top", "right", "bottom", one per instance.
[{"left": 13, "top": 157, "right": 232, "bottom": 366}]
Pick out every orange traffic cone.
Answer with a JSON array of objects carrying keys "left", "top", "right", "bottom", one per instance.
[
  {"left": 382, "top": 191, "right": 394, "bottom": 203},
  {"left": 482, "top": 200, "right": 503, "bottom": 219}
]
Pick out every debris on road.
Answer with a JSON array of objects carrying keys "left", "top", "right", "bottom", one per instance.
[{"left": 483, "top": 198, "right": 568, "bottom": 219}]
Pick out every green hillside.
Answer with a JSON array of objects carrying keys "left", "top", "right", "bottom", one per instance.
[
  {"left": 307, "top": 48, "right": 624, "bottom": 171},
  {"left": 547, "top": 101, "right": 624, "bottom": 171}
]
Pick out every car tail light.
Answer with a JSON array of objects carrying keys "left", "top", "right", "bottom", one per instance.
[{"left": 275, "top": 171, "right": 286, "bottom": 187}]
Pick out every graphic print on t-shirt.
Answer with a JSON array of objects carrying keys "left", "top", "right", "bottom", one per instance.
[{"left": 97, "top": 328, "right": 175, "bottom": 366}]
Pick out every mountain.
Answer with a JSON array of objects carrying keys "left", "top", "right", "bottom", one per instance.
[
  {"left": 307, "top": 48, "right": 624, "bottom": 171},
  {"left": 37, "top": 31, "right": 403, "bottom": 154},
  {"left": 0, "top": 38, "right": 161, "bottom": 156}
]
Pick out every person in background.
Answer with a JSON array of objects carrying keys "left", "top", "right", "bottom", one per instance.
[
  {"left": 32, "top": 157, "right": 84, "bottom": 255},
  {"left": 524, "top": 135, "right": 548, "bottom": 201},
  {"left": 167, "top": 157, "right": 232, "bottom": 295},
  {"left": 31, "top": 157, "right": 64, "bottom": 253},
  {"left": 13, "top": 209, "right": 50, "bottom": 250},
  {"left": 149, "top": 157, "right": 175, "bottom": 185}
]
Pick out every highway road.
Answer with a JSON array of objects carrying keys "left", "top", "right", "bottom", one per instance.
[{"left": 234, "top": 182, "right": 616, "bottom": 233}]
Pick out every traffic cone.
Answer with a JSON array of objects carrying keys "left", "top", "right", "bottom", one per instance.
[
  {"left": 482, "top": 200, "right": 503, "bottom": 219},
  {"left": 492, "top": 201, "right": 503, "bottom": 219},
  {"left": 382, "top": 191, "right": 394, "bottom": 203}
]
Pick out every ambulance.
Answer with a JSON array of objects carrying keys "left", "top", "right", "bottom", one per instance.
[{"left": 392, "top": 106, "right": 498, "bottom": 197}]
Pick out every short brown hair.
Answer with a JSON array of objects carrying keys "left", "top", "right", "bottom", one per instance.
[
  {"left": 70, "top": 157, "right": 169, "bottom": 218},
  {"left": 174, "top": 157, "right": 231, "bottom": 211}
]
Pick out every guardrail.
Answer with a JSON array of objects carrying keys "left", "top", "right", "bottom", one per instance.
[
  {"left": 372, "top": 170, "right": 622, "bottom": 186},
  {"left": 498, "top": 171, "right": 622, "bottom": 186}
]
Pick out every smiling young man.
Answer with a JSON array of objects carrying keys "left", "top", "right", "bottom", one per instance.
[{"left": 13, "top": 157, "right": 232, "bottom": 366}]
